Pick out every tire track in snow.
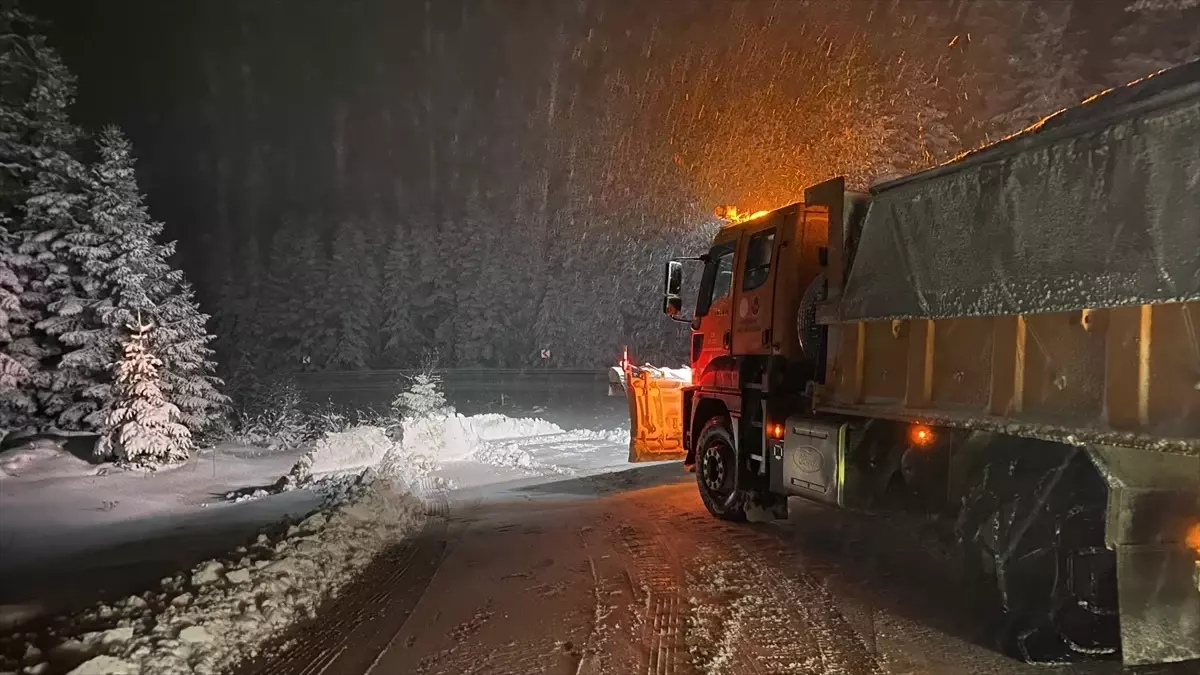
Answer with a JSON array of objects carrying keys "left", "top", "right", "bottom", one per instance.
[
  {"left": 613, "top": 519, "right": 692, "bottom": 675},
  {"left": 635, "top": 497, "right": 885, "bottom": 675},
  {"left": 235, "top": 518, "right": 448, "bottom": 675}
]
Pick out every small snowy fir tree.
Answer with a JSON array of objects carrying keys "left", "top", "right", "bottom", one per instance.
[
  {"left": 391, "top": 372, "right": 449, "bottom": 420},
  {"left": 103, "top": 321, "right": 192, "bottom": 465}
]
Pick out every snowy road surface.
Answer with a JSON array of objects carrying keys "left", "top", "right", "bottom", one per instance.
[{"left": 231, "top": 464, "right": 1194, "bottom": 675}]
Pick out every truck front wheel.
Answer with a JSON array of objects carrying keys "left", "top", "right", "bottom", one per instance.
[{"left": 696, "top": 417, "right": 747, "bottom": 522}]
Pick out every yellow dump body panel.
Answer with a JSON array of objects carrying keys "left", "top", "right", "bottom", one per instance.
[
  {"left": 818, "top": 302, "right": 1200, "bottom": 452},
  {"left": 626, "top": 369, "right": 687, "bottom": 462}
]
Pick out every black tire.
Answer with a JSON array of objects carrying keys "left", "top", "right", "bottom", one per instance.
[
  {"left": 696, "top": 417, "right": 747, "bottom": 522},
  {"left": 955, "top": 441, "right": 1119, "bottom": 662}
]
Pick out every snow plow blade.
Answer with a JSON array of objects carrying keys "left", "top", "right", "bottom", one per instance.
[
  {"left": 1090, "top": 446, "right": 1200, "bottom": 666},
  {"left": 624, "top": 368, "right": 686, "bottom": 462}
]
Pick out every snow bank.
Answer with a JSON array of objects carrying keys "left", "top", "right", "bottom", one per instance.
[
  {"left": 7, "top": 481, "right": 424, "bottom": 675},
  {"left": 408, "top": 412, "right": 630, "bottom": 476},
  {"left": 0, "top": 439, "right": 98, "bottom": 481},
  {"left": 255, "top": 411, "right": 631, "bottom": 494},
  {"left": 651, "top": 366, "right": 692, "bottom": 382}
]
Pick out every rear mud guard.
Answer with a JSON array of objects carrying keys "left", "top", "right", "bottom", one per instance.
[{"left": 1088, "top": 445, "right": 1200, "bottom": 666}]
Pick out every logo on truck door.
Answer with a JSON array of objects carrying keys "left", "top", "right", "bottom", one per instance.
[
  {"left": 792, "top": 445, "right": 824, "bottom": 473},
  {"left": 737, "top": 297, "right": 761, "bottom": 320}
]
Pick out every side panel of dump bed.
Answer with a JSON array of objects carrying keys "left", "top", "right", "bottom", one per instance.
[{"left": 815, "top": 303, "right": 1200, "bottom": 450}]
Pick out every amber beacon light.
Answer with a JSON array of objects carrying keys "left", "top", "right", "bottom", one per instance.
[{"left": 909, "top": 424, "right": 935, "bottom": 447}]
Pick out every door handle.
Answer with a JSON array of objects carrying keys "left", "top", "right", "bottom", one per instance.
[{"left": 723, "top": 331, "right": 731, "bottom": 349}]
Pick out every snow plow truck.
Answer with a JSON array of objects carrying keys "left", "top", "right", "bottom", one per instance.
[{"left": 622, "top": 60, "right": 1200, "bottom": 666}]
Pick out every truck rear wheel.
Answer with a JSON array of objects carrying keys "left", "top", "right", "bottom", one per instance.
[
  {"left": 696, "top": 417, "right": 747, "bottom": 522},
  {"left": 956, "top": 441, "right": 1119, "bottom": 662}
]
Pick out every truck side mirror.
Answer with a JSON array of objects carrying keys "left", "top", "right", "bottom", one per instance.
[{"left": 663, "top": 260, "right": 685, "bottom": 319}]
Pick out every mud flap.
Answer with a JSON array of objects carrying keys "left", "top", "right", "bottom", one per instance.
[
  {"left": 625, "top": 369, "right": 687, "bottom": 463},
  {"left": 1088, "top": 446, "right": 1200, "bottom": 666}
]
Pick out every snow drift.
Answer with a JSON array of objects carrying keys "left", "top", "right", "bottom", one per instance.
[
  {"left": 287, "top": 412, "right": 631, "bottom": 487},
  {"left": 7, "top": 481, "right": 424, "bottom": 675}
]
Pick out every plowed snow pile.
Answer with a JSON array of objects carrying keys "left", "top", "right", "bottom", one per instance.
[
  {"left": 287, "top": 413, "right": 629, "bottom": 487},
  {"left": 232, "top": 412, "right": 630, "bottom": 502},
  {"left": 6, "top": 480, "right": 423, "bottom": 675}
]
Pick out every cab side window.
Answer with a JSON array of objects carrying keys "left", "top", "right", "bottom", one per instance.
[
  {"left": 742, "top": 229, "right": 775, "bottom": 291},
  {"left": 696, "top": 245, "right": 736, "bottom": 317}
]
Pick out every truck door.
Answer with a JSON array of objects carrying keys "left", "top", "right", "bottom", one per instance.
[
  {"left": 691, "top": 239, "right": 737, "bottom": 377},
  {"left": 731, "top": 217, "right": 780, "bottom": 355}
]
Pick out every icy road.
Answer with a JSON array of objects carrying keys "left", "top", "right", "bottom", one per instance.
[{"left": 230, "top": 463, "right": 1191, "bottom": 675}]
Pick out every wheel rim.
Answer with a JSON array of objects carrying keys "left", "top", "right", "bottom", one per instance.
[{"left": 701, "top": 438, "right": 734, "bottom": 497}]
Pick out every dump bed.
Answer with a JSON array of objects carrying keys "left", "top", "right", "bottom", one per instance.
[{"left": 818, "top": 60, "right": 1200, "bottom": 452}]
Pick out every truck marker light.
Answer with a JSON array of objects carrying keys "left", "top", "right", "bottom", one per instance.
[
  {"left": 768, "top": 423, "right": 785, "bottom": 440},
  {"left": 910, "top": 425, "right": 934, "bottom": 447}
]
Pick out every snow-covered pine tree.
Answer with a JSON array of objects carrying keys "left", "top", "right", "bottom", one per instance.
[
  {"left": 364, "top": 221, "right": 390, "bottom": 368},
  {"left": 433, "top": 215, "right": 460, "bottom": 363},
  {"left": 261, "top": 225, "right": 306, "bottom": 373},
  {"left": 327, "top": 221, "right": 376, "bottom": 370},
  {"left": 409, "top": 211, "right": 455, "bottom": 361},
  {"left": 380, "top": 220, "right": 417, "bottom": 367},
  {"left": 39, "top": 147, "right": 121, "bottom": 429},
  {"left": 211, "top": 235, "right": 263, "bottom": 379},
  {"left": 0, "top": 15, "right": 32, "bottom": 424},
  {"left": 262, "top": 222, "right": 332, "bottom": 372},
  {"left": 1111, "top": 2, "right": 1200, "bottom": 85},
  {"left": 987, "top": 2, "right": 1086, "bottom": 138},
  {"left": 155, "top": 280, "right": 227, "bottom": 435},
  {"left": 103, "top": 320, "right": 191, "bottom": 465},
  {"left": 88, "top": 127, "right": 227, "bottom": 437},
  {"left": 292, "top": 225, "right": 333, "bottom": 370},
  {"left": 0, "top": 226, "right": 35, "bottom": 432},
  {"left": 453, "top": 191, "right": 493, "bottom": 366},
  {"left": 0, "top": 8, "right": 92, "bottom": 432},
  {"left": 472, "top": 220, "right": 516, "bottom": 367}
]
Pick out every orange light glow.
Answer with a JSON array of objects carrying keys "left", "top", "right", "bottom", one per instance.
[
  {"left": 715, "top": 205, "right": 772, "bottom": 224},
  {"left": 767, "top": 423, "right": 785, "bottom": 440},
  {"left": 910, "top": 425, "right": 935, "bottom": 447},
  {"left": 1187, "top": 523, "right": 1200, "bottom": 556}
]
